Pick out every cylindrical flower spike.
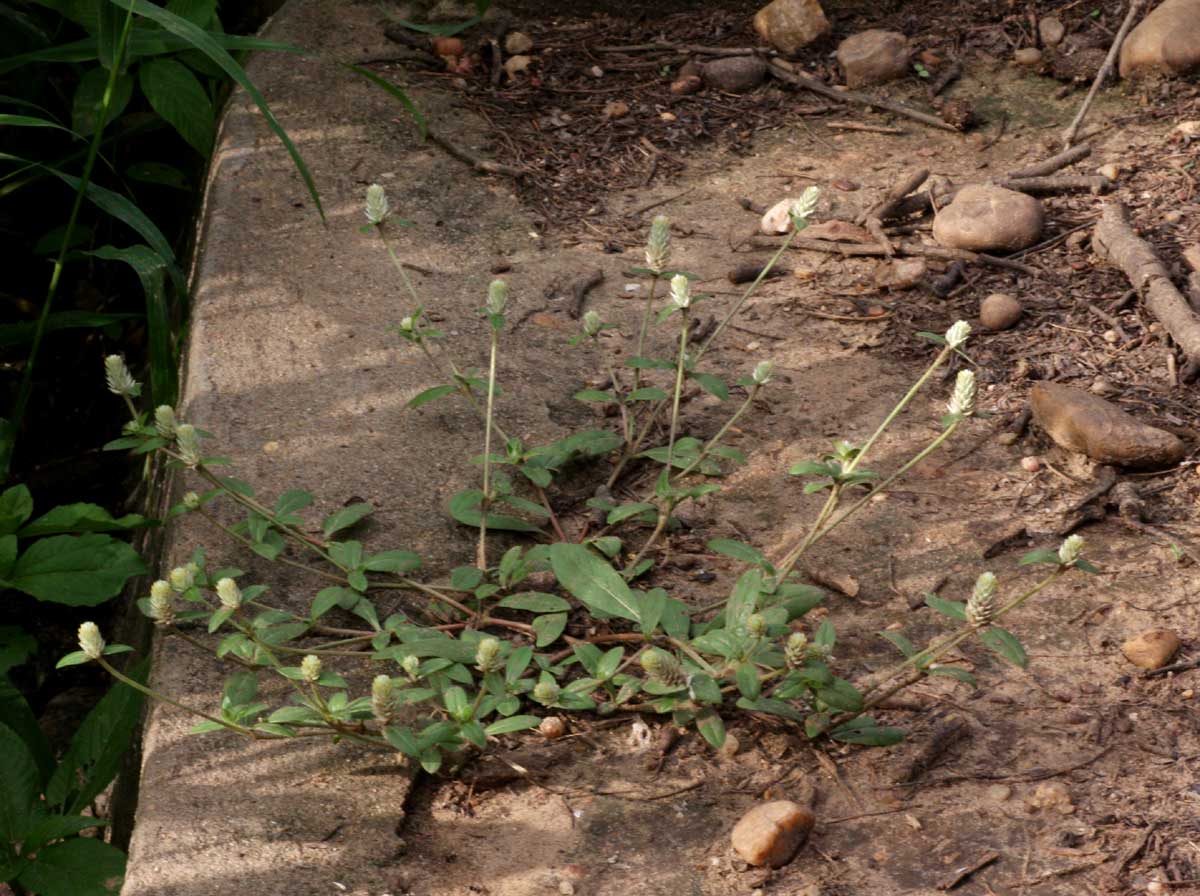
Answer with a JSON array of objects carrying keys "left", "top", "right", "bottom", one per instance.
[
  {"left": 1058, "top": 534, "right": 1085, "bottom": 566},
  {"left": 789, "top": 185, "right": 821, "bottom": 226},
  {"left": 640, "top": 648, "right": 685, "bottom": 688},
  {"left": 582, "top": 310, "right": 603, "bottom": 338},
  {"left": 372, "top": 674, "right": 395, "bottom": 723},
  {"left": 148, "top": 580, "right": 175, "bottom": 626},
  {"left": 784, "top": 631, "right": 808, "bottom": 668},
  {"left": 669, "top": 273, "right": 691, "bottom": 310},
  {"left": 486, "top": 279, "right": 508, "bottom": 315},
  {"left": 169, "top": 565, "right": 195, "bottom": 593},
  {"left": 300, "top": 654, "right": 322, "bottom": 683},
  {"left": 104, "top": 355, "right": 140, "bottom": 397},
  {"left": 78, "top": 622, "right": 105, "bottom": 660},
  {"left": 400, "top": 654, "right": 420, "bottom": 680},
  {"left": 944, "top": 320, "right": 971, "bottom": 349},
  {"left": 946, "top": 369, "right": 977, "bottom": 418},
  {"left": 215, "top": 577, "right": 241, "bottom": 610},
  {"left": 154, "top": 405, "right": 177, "bottom": 438},
  {"left": 746, "top": 613, "right": 767, "bottom": 637},
  {"left": 365, "top": 183, "right": 389, "bottom": 225},
  {"left": 645, "top": 214, "right": 671, "bottom": 274},
  {"left": 174, "top": 424, "right": 202, "bottom": 468},
  {"left": 533, "top": 680, "right": 560, "bottom": 705},
  {"left": 751, "top": 360, "right": 774, "bottom": 386},
  {"left": 475, "top": 637, "right": 502, "bottom": 673},
  {"left": 182, "top": 491, "right": 202, "bottom": 511},
  {"left": 966, "top": 571, "right": 998, "bottom": 627}
]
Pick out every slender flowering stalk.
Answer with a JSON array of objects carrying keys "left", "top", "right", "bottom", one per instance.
[{"left": 478, "top": 281, "right": 506, "bottom": 570}]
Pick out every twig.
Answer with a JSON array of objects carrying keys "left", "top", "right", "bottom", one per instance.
[
  {"left": 568, "top": 268, "right": 604, "bottom": 319},
  {"left": 857, "top": 168, "right": 929, "bottom": 225},
  {"left": 755, "top": 234, "right": 1041, "bottom": 277},
  {"left": 938, "top": 852, "right": 1000, "bottom": 891},
  {"left": 1062, "top": 0, "right": 1144, "bottom": 147},
  {"left": 992, "top": 174, "right": 1113, "bottom": 195},
  {"left": 626, "top": 188, "right": 694, "bottom": 219},
  {"left": 767, "top": 60, "right": 960, "bottom": 133},
  {"left": 826, "top": 121, "right": 904, "bottom": 134},
  {"left": 427, "top": 129, "right": 525, "bottom": 178},
  {"left": 999, "top": 856, "right": 1108, "bottom": 888},
  {"left": 1144, "top": 655, "right": 1200, "bottom": 678},
  {"left": 927, "top": 61, "right": 962, "bottom": 98},
  {"left": 1007, "top": 143, "right": 1091, "bottom": 178}
]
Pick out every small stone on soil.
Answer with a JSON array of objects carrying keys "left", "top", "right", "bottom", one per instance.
[
  {"left": 873, "top": 258, "right": 927, "bottom": 290},
  {"left": 753, "top": 0, "right": 831, "bottom": 55},
  {"left": 980, "top": 292, "right": 1023, "bottom": 330},
  {"left": 1040, "top": 16, "right": 1066, "bottom": 47},
  {"left": 1027, "top": 781, "right": 1075, "bottom": 814},
  {"left": 1121, "top": 629, "right": 1182, "bottom": 670},
  {"left": 1014, "top": 47, "right": 1044, "bottom": 65},
  {"left": 933, "top": 185, "right": 1044, "bottom": 253},
  {"left": 504, "top": 31, "right": 533, "bottom": 54},
  {"left": 730, "top": 801, "right": 815, "bottom": 868},
  {"left": 836, "top": 30, "right": 911, "bottom": 88}
]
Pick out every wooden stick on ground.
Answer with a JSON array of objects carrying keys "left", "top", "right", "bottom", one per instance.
[
  {"left": 427, "top": 130, "right": 525, "bottom": 178},
  {"left": 856, "top": 168, "right": 929, "bottom": 225},
  {"left": 1062, "top": 0, "right": 1144, "bottom": 147},
  {"left": 752, "top": 234, "right": 1040, "bottom": 277},
  {"left": 1093, "top": 201, "right": 1200, "bottom": 379},
  {"left": 767, "top": 60, "right": 959, "bottom": 133},
  {"left": 1007, "top": 144, "right": 1091, "bottom": 178}
]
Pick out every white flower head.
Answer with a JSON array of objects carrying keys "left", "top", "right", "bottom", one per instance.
[
  {"left": 582, "top": 310, "right": 603, "bottom": 338},
  {"left": 78, "top": 622, "right": 105, "bottom": 660},
  {"left": 1059, "top": 534, "right": 1085, "bottom": 566},
  {"left": 645, "top": 214, "right": 671, "bottom": 274},
  {"left": 946, "top": 369, "right": 977, "bottom": 417},
  {"left": 182, "top": 491, "right": 202, "bottom": 511},
  {"left": 486, "top": 279, "right": 508, "bottom": 315},
  {"left": 400, "top": 654, "right": 420, "bottom": 679},
  {"left": 533, "top": 680, "right": 560, "bottom": 704},
  {"left": 784, "top": 631, "right": 808, "bottom": 668},
  {"left": 371, "top": 674, "right": 395, "bottom": 723},
  {"left": 154, "top": 405, "right": 177, "bottom": 438},
  {"left": 945, "top": 320, "right": 971, "bottom": 349},
  {"left": 966, "top": 571, "right": 998, "bottom": 626},
  {"left": 398, "top": 315, "right": 414, "bottom": 333},
  {"left": 789, "top": 186, "right": 821, "bottom": 227},
  {"left": 300, "top": 654, "right": 322, "bottom": 683},
  {"left": 669, "top": 273, "right": 691, "bottom": 310},
  {"left": 752, "top": 360, "right": 774, "bottom": 386},
  {"left": 149, "top": 581, "right": 175, "bottom": 625},
  {"left": 168, "top": 565, "right": 195, "bottom": 593},
  {"left": 104, "top": 355, "right": 140, "bottom": 397},
  {"left": 364, "top": 183, "right": 389, "bottom": 225},
  {"left": 475, "top": 636, "right": 502, "bottom": 673},
  {"left": 174, "top": 424, "right": 202, "bottom": 468},
  {"left": 746, "top": 613, "right": 767, "bottom": 637},
  {"left": 215, "top": 577, "right": 241, "bottom": 610}
]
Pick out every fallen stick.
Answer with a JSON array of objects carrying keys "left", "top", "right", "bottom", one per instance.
[
  {"left": 1062, "top": 0, "right": 1145, "bottom": 147},
  {"left": 427, "top": 130, "right": 525, "bottom": 178},
  {"left": 927, "top": 61, "right": 962, "bottom": 98},
  {"left": 992, "top": 174, "right": 1113, "bottom": 195},
  {"left": 753, "top": 234, "right": 1040, "bottom": 276},
  {"left": 1007, "top": 143, "right": 1091, "bottom": 178},
  {"left": 856, "top": 167, "right": 929, "bottom": 225},
  {"left": 568, "top": 269, "right": 604, "bottom": 319},
  {"left": 767, "top": 59, "right": 960, "bottom": 133},
  {"left": 1093, "top": 201, "right": 1200, "bottom": 379},
  {"left": 826, "top": 121, "right": 905, "bottom": 134}
]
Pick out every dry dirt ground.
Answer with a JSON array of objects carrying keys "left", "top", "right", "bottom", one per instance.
[{"left": 354, "top": 3, "right": 1200, "bottom": 896}]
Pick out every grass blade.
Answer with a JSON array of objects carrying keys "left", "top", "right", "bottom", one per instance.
[{"left": 343, "top": 64, "right": 426, "bottom": 138}]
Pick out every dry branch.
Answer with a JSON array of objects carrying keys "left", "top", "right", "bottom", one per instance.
[
  {"left": 1062, "top": 0, "right": 1145, "bottom": 147},
  {"left": 857, "top": 168, "right": 929, "bottom": 225},
  {"left": 1007, "top": 144, "right": 1091, "bottom": 178},
  {"left": 1093, "top": 202, "right": 1200, "bottom": 379},
  {"left": 753, "top": 234, "right": 1040, "bottom": 276}
]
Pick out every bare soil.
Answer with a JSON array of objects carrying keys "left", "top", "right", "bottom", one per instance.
[{"left": 364, "top": 2, "right": 1200, "bottom": 895}]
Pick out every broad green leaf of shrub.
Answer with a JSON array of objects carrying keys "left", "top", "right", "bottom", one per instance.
[
  {"left": 18, "top": 502, "right": 148, "bottom": 537},
  {"left": 14, "top": 836, "right": 125, "bottom": 896},
  {"left": 0, "top": 721, "right": 42, "bottom": 844},
  {"left": 70, "top": 66, "right": 133, "bottom": 135},
  {"left": 0, "top": 485, "right": 33, "bottom": 535},
  {"left": 3, "top": 533, "right": 146, "bottom": 605},
  {"left": 549, "top": 543, "right": 640, "bottom": 622},
  {"left": 138, "top": 57, "right": 214, "bottom": 154}
]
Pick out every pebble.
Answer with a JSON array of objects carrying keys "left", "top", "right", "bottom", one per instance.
[
  {"left": 1121, "top": 629, "right": 1182, "bottom": 670},
  {"left": 670, "top": 74, "right": 703, "bottom": 95},
  {"left": 1030, "top": 382, "right": 1186, "bottom": 469},
  {"left": 836, "top": 30, "right": 911, "bottom": 88},
  {"left": 1039, "top": 16, "right": 1066, "bottom": 47},
  {"left": 1097, "top": 163, "right": 1121, "bottom": 181},
  {"left": 702, "top": 56, "right": 768, "bottom": 93},
  {"left": 1014, "top": 47, "right": 1043, "bottom": 65},
  {"left": 933, "top": 185, "right": 1044, "bottom": 253},
  {"left": 1027, "top": 781, "right": 1075, "bottom": 814},
  {"left": 603, "top": 100, "right": 629, "bottom": 119},
  {"left": 873, "top": 258, "right": 927, "bottom": 290},
  {"left": 718, "top": 731, "right": 741, "bottom": 759},
  {"left": 986, "top": 784, "right": 1012, "bottom": 802},
  {"left": 760, "top": 197, "right": 797, "bottom": 234},
  {"left": 753, "top": 0, "right": 831, "bottom": 55},
  {"left": 1103, "top": 328, "right": 1120, "bottom": 343},
  {"left": 539, "top": 716, "right": 567, "bottom": 739},
  {"left": 1119, "top": 0, "right": 1200, "bottom": 78},
  {"left": 1164, "top": 209, "right": 1184, "bottom": 224},
  {"left": 980, "top": 292, "right": 1023, "bottom": 330},
  {"left": 504, "top": 55, "right": 533, "bottom": 79},
  {"left": 504, "top": 31, "right": 534, "bottom": 54},
  {"left": 731, "top": 801, "right": 815, "bottom": 868},
  {"left": 432, "top": 36, "right": 465, "bottom": 57},
  {"left": 1020, "top": 455, "right": 1041, "bottom": 472}
]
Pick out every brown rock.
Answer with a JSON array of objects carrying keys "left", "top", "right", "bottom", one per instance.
[
  {"left": 1040, "top": 16, "right": 1066, "bottom": 47},
  {"left": 1014, "top": 47, "right": 1043, "bottom": 65},
  {"left": 432, "top": 36, "right": 465, "bottom": 57},
  {"left": 753, "top": 0, "right": 831, "bottom": 55},
  {"left": 670, "top": 74, "right": 703, "bottom": 95},
  {"left": 504, "top": 31, "right": 533, "bottom": 55},
  {"left": 1120, "top": 0, "right": 1200, "bottom": 78},
  {"left": 933, "top": 184, "right": 1043, "bottom": 253},
  {"left": 1122, "top": 629, "right": 1182, "bottom": 669},
  {"left": 702, "top": 56, "right": 768, "bottom": 93},
  {"left": 980, "top": 292, "right": 1023, "bottom": 330},
  {"left": 837, "top": 30, "right": 911, "bottom": 87},
  {"left": 873, "top": 258, "right": 927, "bottom": 290},
  {"left": 1027, "top": 781, "right": 1075, "bottom": 814},
  {"left": 731, "top": 800, "right": 815, "bottom": 868},
  {"left": 504, "top": 55, "right": 532, "bottom": 79},
  {"left": 1030, "top": 382, "right": 1186, "bottom": 468}
]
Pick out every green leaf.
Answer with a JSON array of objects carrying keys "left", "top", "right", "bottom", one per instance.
[
  {"left": 735, "top": 696, "right": 805, "bottom": 722},
  {"left": 689, "top": 372, "right": 728, "bottom": 400},
  {"left": 47, "top": 659, "right": 147, "bottom": 814},
  {"left": 549, "top": 543, "right": 640, "bottom": 622},
  {"left": 322, "top": 503, "right": 373, "bottom": 537},
  {"left": 828, "top": 717, "right": 905, "bottom": 746},
  {"left": 20, "top": 814, "right": 108, "bottom": 853},
  {"left": 0, "top": 485, "right": 33, "bottom": 535},
  {"left": 484, "top": 715, "right": 540, "bottom": 736},
  {"left": 407, "top": 383, "right": 458, "bottom": 409},
  {"left": 627, "top": 386, "right": 668, "bottom": 401},
  {"left": 606, "top": 502, "right": 657, "bottom": 525},
  {"left": 726, "top": 568, "right": 764, "bottom": 630},
  {"left": 688, "top": 673, "right": 723, "bottom": 705},
  {"left": 18, "top": 502, "right": 148, "bottom": 537},
  {"left": 532, "top": 612, "right": 567, "bottom": 647},
  {"left": 573, "top": 389, "right": 614, "bottom": 403},
  {"left": 449, "top": 566, "right": 483, "bottom": 590},
  {"left": 449, "top": 489, "right": 542, "bottom": 533},
  {"left": 15, "top": 836, "right": 126, "bottom": 895},
  {"left": 166, "top": 0, "right": 216, "bottom": 27},
  {"left": 362, "top": 550, "right": 421, "bottom": 573},
  {"left": 383, "top": 725, "right": 420, "bottom": 757},
  {"left": 928, "top": 666, "right": 977, "bottom": 687},
  {"left": 625, "top": 356, "right": 675, "bottom": 370},
  {"left": 71, "top": 66, "right": 133, "bottom": 136},
  {"left": 694, "top": 707, "right": 725, "bottom": 748},
  {"left": 924, "top": 594, "right": 967, "bottom": 621},
  {"left": 706, "top": 538, "right": 768, "bottom": 569},
  {"left": 126, "top": 160, "right": 189, "bottom": 189},
  {"left": 274, "top": 488, "right": 313, "bottom": 517},
  {"left": 638, "top": 587, "right": 665, "bottom": 636},
  {"left": 1020, "top": 549, "right": 1062, "bottom": 567},
  {"left": 344, "top": 63, "right": 426, "bottom": 138},
  {"left": 978, "top": 626, "right": 1027, "bottom": 668},
  {"left": 735, "top": 663, "right": 761, "bottom": 699},
  {"left": 878, "top": 630, "right": 916, "bottom": 658},
  {"left": 0, "top": 537, "right": 13, "bottom": 580},
  {"left": 788, "top": 460, "right": 839, "bottom": 477},
  {"left": 497, "top": 592, "right": 570, "bottom": 613},
  {"left": 0, "top": 720, "right": 42, "bottom": 844},
  {"left": 815, "top": 678, "right": 863, "bottom": 713},
  {"left": 6, "top": 533, "right": 146, "bottom": 605},
  {"left": 139, "top": 56, "right": 214, "bottom": 153}
]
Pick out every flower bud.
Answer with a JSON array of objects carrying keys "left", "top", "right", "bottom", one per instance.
[
  {"left": 300, "top": 654, "right": 322, "bottom": 683},
  {"left": 966, "top": 571, "right": 998, "bottom": 627},
  {"left": 182, "top": 491, "right": 202, "bottom": 511},
  {"left": 364, "top": 183, "right": 389, "bottom": 225},
  {"left": 174, "top": 423, "right": 202, "bottom": 468},
  {"left": 751, "top": 360, "right": 774, "bottom": 386},
  {"left": 486, "top": 279, "right": 508, "bottom": 315},
  {"left": 475, "top": 636, "right": 502, "bottom": 673},
  {"left": 104, "top": 355, "right": 140, "bottom": 397},
  {"left": 944, "top": 320, "right": 971, "bottom": 349},
  {"left": 746, "top": 613, "right": 767, "bottom": 637},
  {"left": 169, "top": 565, "right": 195, "bottom": 593},
  {"left": 398, "top": 315, "right": 414, "bottom": 333},
  {"left": 78, "top": 622, "right": 105, "bottom": 660},
  {"left": 154, "top": 405, "right": 177, "bottom": 438},
  {"left": 582, "top": 310, "right": 603, "bottom": 338},
  {"left": 371, "top": 674, "right": 395, "bottom": 723},
  {"left": 669, "top": 273, "right": 691, "bottom": 310},
  {"left": 640, "top": 648, "right": 685, "bottom": 688},
  {"left": 1058, "top": 534, "right": 1085, "bottom": 566},
  {"left": 533, "top": 680, "right": 560, "bottom": 705},
  {"left": 215, "top": 577, "right": 241, "bottom": 610},
  {"left": 539, "top": 716, "right": 566, "bottom": 739},
  {"left": 401, "top": 654, "right": 420, "bottom": 679},
  {"left": 645, "top": 215, "right": 671, "bottom": 274},
  {"left": 149, "top": 580, "right": 175, "bottom": 625},
  {"left": 789, "top": 186, "right": 821, "bottom": 226},
  {"left": 784, "top": 631, "right": 808, "bottom": 668},
  {"left": 946, "top": 369, "right": 977, "bottom": 418}
]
